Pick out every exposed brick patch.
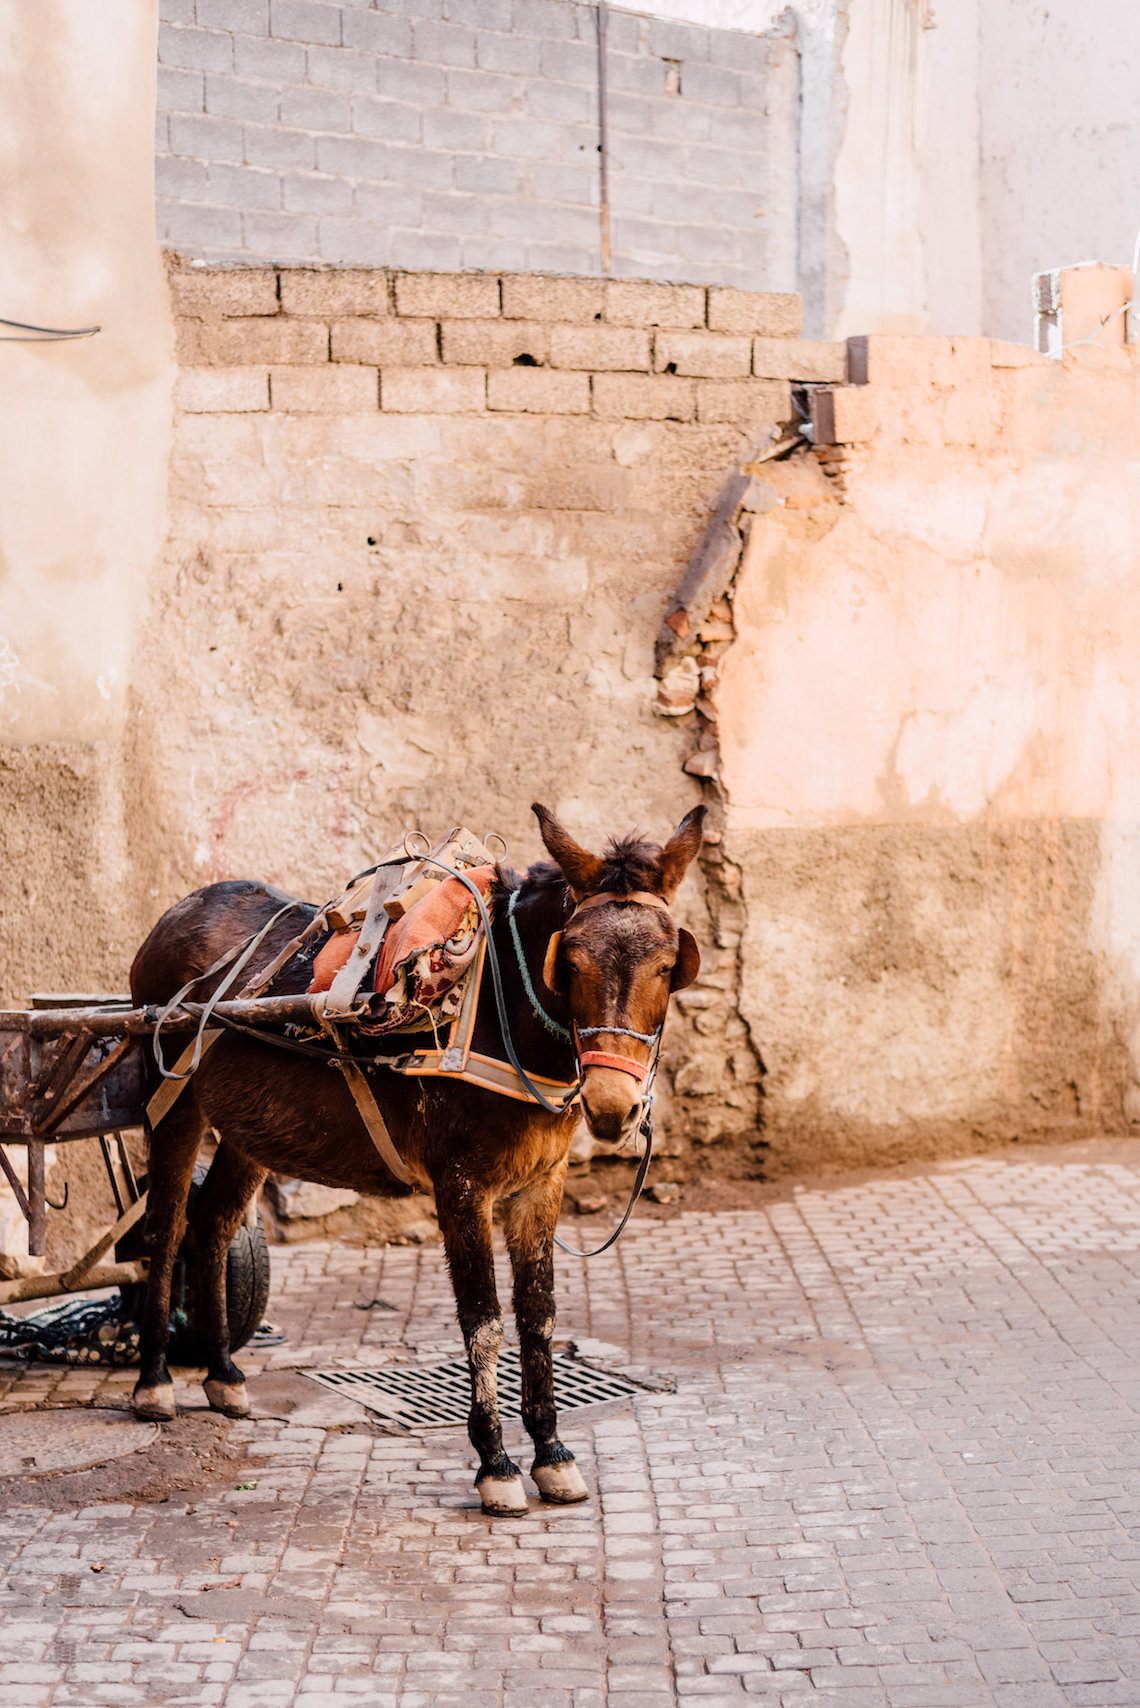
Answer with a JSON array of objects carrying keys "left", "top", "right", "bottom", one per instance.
[
  {"left": 752, "top": 334, "right": 849, "bottom": 383},
  {"left": 380, "top": 365, "right": 487, "bottom": 413},
  {"left": 707, "top": 285, "right": 802, "bottom": 336},
  {"left": 548, "top": 323, "right": 650, "bottom": 372},
  {"left": 486, "top": 367, "right": 590, "bottom": 414},
  {"left": 166, "top": 260, "right": 807, "bottom": 437},
  {"left": 654, "top": 329, "right": 752, "bottom": 379},
  {"left": 592, "top": 371, "right": 697, "bottom": 422},
  {"left": 175, "top": 367, "right": 271, "bottom": 412},
  {"left": 605, "top": 278, "right": 706, "bottom": 329},
  {"left": 331, "top": 316, "right": 436, "bottom": 364},
  {"left": 269, "top": 362, "right": 377, "bottom": 410},
  {"left": 393, "top": 269, "right": 500, "bottom": 318}
]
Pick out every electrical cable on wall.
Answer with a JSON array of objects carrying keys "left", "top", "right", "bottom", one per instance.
[{"left": 0, "top": 315, "right": 100, "bottom": 343}]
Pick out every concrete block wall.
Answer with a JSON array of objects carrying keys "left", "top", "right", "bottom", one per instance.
[{"left": 156, "top": 0, "right": 797, "bottom": 287}]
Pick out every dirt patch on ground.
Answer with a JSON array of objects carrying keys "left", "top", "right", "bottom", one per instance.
[{"left": 3, "top": 1408, "right": 243, "bottom": 1510}]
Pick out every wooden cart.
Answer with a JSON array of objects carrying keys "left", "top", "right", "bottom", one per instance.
[{"left": 0, "top": 994, "right": 153, "bottom": 1308}]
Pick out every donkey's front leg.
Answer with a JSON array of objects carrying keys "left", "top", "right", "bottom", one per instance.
[
  {"left": 133, "top": 1100, "right": 206, "bottom": 1421},
  {"left": 504, "top": 1163, "right": 589, "bottom": 1505},
  {"left": 436, "top": 1177, "right": 528, "bottom": 1517}
]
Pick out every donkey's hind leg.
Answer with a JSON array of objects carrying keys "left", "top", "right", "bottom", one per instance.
[
  {"left": 436, "top": 1174, "right": 528, "bottom": 1517},
  {"left": 133, "top": 1097, "right": 207, "bottom": 1422},
  {"left": 190, "top": 1141, "right": 268, "bottom": 1418},
  {"left": 504, "top": 1162, "right": 589, "bottom": 1505}
]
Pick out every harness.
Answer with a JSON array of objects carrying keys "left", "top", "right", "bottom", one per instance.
[{"left": 147, "top": 841, "right": 679, "bottom": 1256}]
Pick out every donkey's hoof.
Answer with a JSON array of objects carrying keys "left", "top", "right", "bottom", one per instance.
[
  {"left": 532, "top": 1460, "right": 590, "bottom": 1504},
  {"left": 476, "top": 1474, "right": 529, "bottom": 1517},
  {"left": 204, "top": 1378, "right": 251, "bottom": 1418},
  {"left": 133, "top": 1383, "right": 176, "bottom": 1422}
]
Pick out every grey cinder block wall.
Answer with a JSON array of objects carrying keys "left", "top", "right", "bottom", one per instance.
[{"left": 156, "top": 0, "right": 799, "bottom": 290}]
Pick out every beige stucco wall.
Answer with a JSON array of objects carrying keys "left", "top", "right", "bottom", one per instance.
[
  {"left": 0, "top": 0, "right": 173, "bottom": 994},
  {"left": 713, "top": 334, "right": 1140, "bottom": 1165},
  {"left": 7, "top": 263, "right": 828, "bottom": 1166}
]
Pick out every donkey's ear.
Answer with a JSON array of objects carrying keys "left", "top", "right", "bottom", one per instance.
[
  {"left": 532, "top": 803, "right": 606, "bottom": 901},
  {"left": 542, "top": 931, "right": 566, "bottom": 996},
  {"left": 671, "top": 928, "right": 701, "bottom": 991},
  {"left": 660, "top": 804, "right": 706, "bottom": 901}
]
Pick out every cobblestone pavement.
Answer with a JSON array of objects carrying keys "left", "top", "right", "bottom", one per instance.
[{"left": 8, "top": 1140, "right": 1140, "bottom": 1705}]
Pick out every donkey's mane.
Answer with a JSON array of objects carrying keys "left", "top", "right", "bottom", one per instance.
[
  {"left": 498, "top": 833, "right": 665, "bottom": 908},
  {"left": 595, "top": 833, "right": 663, "bottom": 895}
]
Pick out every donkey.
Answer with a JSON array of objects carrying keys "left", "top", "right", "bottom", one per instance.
[{"left": 129, "top": 803, "right": 704, "bottom": 1515}]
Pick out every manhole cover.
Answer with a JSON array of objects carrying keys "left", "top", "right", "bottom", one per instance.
[
  {"left": 0, "top": 1409, "right": 158, "bottom": 1475},
  {"left": 304, "top": 1347, "right": 643, "bottom": 1430}
]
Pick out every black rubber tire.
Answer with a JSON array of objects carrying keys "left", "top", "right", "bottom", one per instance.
[{"left": 118, "top": 1161, "right": 272, "bottom": 1362}]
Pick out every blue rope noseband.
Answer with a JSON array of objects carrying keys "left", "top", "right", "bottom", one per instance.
[{"left": 577, "top": 1022, "right": 660, "bottom": 1045}]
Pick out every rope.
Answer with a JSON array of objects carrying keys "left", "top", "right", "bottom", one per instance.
[
  {"left": 577, "top": 1022, "right": 660, "bottom": 1046},
  {"left": 507, "top": 888, "right": 572, "bottom": 1042}
]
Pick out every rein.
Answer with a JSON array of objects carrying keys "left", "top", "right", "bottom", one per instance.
[{"left": 507, "top": 884, "right": 672, "bottom": 1259}]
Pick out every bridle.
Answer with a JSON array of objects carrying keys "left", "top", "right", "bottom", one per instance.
[
  {"left": 554, "top": 889, "right": 671, "bottom": 1085},
  {"left": 519, "top": 884, "right": 678, "bottom": 1259}
]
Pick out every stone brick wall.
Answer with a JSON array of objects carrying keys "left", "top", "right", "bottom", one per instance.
[
  {"left": 172, "top": 259, "right": 841, "bottom": 421},
  {"left": 156, "top": 0, "right": 798, "bottom": 287}
]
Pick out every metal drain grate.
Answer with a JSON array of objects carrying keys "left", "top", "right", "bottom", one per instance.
[{"left": 304, "top": 1347, "right": 642, "bottom": 1429}]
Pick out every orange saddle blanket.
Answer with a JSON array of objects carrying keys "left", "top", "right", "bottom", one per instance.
[{"left": 309, "top": 865, "right": 495, "bottom": 1033}]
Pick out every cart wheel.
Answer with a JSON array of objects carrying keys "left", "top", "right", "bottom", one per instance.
[{"left": 118, "top": 1162, "right": 271, "bottom": 1362}]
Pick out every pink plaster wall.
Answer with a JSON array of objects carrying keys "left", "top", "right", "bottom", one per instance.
[
  {"left": 719, "top": 337, "right": 1140, "bottom": 832},
  {"left": 714, "top": 333, "right": 1140, "bottom": 1165}
]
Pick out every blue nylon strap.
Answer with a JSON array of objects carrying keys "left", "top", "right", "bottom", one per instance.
[{"left": 508, "top": 887, "right": 572, "bottom": 1043}]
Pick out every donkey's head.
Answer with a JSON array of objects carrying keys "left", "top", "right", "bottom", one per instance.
[{"left": 532, "top": 802, "right": 705, "bottom": 1144}]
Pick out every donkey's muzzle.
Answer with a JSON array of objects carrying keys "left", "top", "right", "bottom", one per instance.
[{"left": 580, "top": 1066, "right": 641, "bottom": 1146}]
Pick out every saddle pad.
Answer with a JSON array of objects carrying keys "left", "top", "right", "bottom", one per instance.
[{"left": 310, "top": 865, "right": 495, "bottom": 998}]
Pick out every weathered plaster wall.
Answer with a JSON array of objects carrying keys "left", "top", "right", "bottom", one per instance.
[
  {"left": 0, "top": 0, "right": 173, "bottom": 1010},
  {"left": 712, "top": 334, "right": 1140, "bottom": 1167},
  {"left": 5, "top": 261, "right": 842, "bottom": 1160}
]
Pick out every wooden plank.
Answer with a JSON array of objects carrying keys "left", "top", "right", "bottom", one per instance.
[{"left": 0, "top": 1259, "right": 147, "bottom": 1307}]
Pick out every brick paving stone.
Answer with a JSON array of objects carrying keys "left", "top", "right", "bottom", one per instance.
[{"left": 15, "top": 1143, "right": 1140, "bottom": 1699}]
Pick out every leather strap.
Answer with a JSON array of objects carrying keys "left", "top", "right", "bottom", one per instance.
[
  {"left": 439, "top": 936, "right": 486, "bottom": 1073},
  {"left": 399, "top": 1048, "right": 579, "bottom": 1107},
  {"left": 322, "top": 865, "right": 402, "bottom": 1017},
  {"left": 570, "top": 890, "right": 669, "bottom": 920},
  {"left": 147, "top": 1031, "right": 222, "bottom": 1126},
  {"left": 562, "top": 894, "right": 668, "bottom": 1086},
  {"left": 337, "top": 1059, "right": 414, "bottom": 1186},
  {"left": 577, "top": 1048, "right": 650, "bottom": 1083}
]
